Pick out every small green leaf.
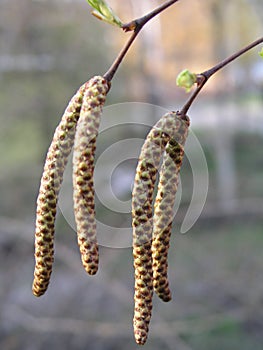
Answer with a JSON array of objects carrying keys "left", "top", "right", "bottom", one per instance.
[
  {"left": 86, "top": 0, "right": 123, "bottom": 27},
  {"left": 259, "top": 47, "right": 263, "bottom": 59},
  {"left": 176, "top": 69, "right": 197, "bottom": 92}
]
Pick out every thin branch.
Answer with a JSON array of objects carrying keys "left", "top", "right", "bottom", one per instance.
[
  {"left": 180, "top": 75, "right": 207, "bottom": 115},
  {"left": 122, "top": 0, "right": 180, "bottom": 32},
  {"left": 103, "top": 0, "right": 179, "bottom": 82},
  {"left": 103, "top": 29, "right": 139, "bottom": 82},
  {"left": 203, "top": 36, "right": 263, "bottom": 79},
  {"left": 180, "top": 36, "right": 263, "bottom": 115}
]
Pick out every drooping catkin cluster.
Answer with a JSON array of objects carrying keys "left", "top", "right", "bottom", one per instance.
[
  {"left": 132, "top": 112, "right": 189, "bottom": 345},
  {"left": 132, "top": 126, "right": 168, "bottom": 346},
  {"left": 73, "top": 76, "right": 110, "bottom": 275},
  {"left": 152, "top": 114, "right": 190, "bottom": 302},
  {"left": 32, "top": 76, "right": 110, "bottom": 297},
  {"left": 32, "top": 83, "right": 86, "bottom": 297},
  {"left": 32, "top": 73, "right": 190, "bottom": 345}
]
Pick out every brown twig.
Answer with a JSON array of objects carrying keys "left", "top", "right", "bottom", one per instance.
[
  {"left": 202, "top": 36, "right": 263, "bottom": 79},
  {"left": 103, "top": 0, "right": 179, "bottom": 82},
  {"left": 121, "top": 0, "right": 180, "bottom": 32},
  {"left": 180, "top": 36, "right": 263, "bottom": 115}
]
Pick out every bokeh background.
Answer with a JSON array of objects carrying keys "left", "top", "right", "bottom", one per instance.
[{"left": 0, "top": 0, "right": 263, "bottom": 349}]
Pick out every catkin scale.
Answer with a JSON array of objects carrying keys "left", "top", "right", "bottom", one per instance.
[
  {"left": 132, "top": 112, "right": 186, "bottom": 345},
  {"left": 32, "top": 83, "right": 86, "bottom": 297},
  {"left": 73, "top": 76, "right": 110, "bottom": 276},
  {"left": 152, "top": 114, "right": 190, "bottom": 302}
]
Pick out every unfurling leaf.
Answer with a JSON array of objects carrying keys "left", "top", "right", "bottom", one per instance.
[
  {"left": 86, "top": 0, "right": 123, "bottom": 27},
  {"left": 176, "top": 69, "right": 197, "bottom": 92}
]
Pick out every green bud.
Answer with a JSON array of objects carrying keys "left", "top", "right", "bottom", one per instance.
[
  {"left": 259, "top": 47, "right": 263, "bottom": 59},
  {"left": 86, "top": 0, "right": 123, "bottom": 27},
  {"left": 176, "top": 69, "right": 197, "bottom": 92}
]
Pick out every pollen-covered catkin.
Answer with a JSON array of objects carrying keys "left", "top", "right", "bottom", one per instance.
[
  {"left": 32, "top": 83, "right": 86, "bottom": 297},
  {"left": 152, "top": 113, "right": 190, "bottom": 302},
  {"left": 132, "top": 112, "right": 182, "bottom": 345},
  {"left": 73, "top": 76, "right": 110, "bottom": 276}
]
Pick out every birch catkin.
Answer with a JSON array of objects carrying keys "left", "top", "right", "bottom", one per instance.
[
  {"left": 132, "top": 112, "right": 183, "bottom": 345},
  {"left": 73, "top": 76, "right": 110, "bottom": 276},
  {"left": 32, "top": 83, "right": 86, "bottom": 297},
  {"left": 152, "top": 113, "right": 190, "bottom": 302}
]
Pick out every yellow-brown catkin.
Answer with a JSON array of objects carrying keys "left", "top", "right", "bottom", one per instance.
[
  {"left": 73, "top": 76, "right": 110, "bottom": 276},
  {"left": 32, "top": 83, "right": 86, "bottom": 297},
  {"left": 152, "top": 113, "right": 190, "bottom": 302},
  {"left": 132, "top": 112, "right": 183, "bottom": 345}
]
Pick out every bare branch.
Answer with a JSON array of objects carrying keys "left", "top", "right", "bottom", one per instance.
[
  {"left": 180, "top": 36, "right": 263, "bottom": 115},
  {"left": 103, "top": 0, "right": 179, "bottom": 81}
]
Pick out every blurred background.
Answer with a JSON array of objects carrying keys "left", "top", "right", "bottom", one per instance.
[{"left": 0, "top": 0, "right": 263, "bottom": 349}]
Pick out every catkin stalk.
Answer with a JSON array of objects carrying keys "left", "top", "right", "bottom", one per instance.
[
  {"left": 73, "top": 76, "right": 110, "bottom": 276},
  {"left": 32, "top": 83, "right": 86, "bottom": 297},
  {"left": 152, "top": 113, "right": 190, "bottom": 302},
  {"left": 132, "top": 112, "right": 184, "bottom": 345}
]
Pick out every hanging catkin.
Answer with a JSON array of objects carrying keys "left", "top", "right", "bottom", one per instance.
[
  {"left": 152, "top": 113, "right": 190, "bottom": 302},
  {"left": 73, "top": 76, "right": 110, "bottom": 276},
  {"left": 132, "top": 112, "right": 184, "bottom": 345},
  {"left": 32, "top": 83, "right": 86, "bottom": 297}
]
